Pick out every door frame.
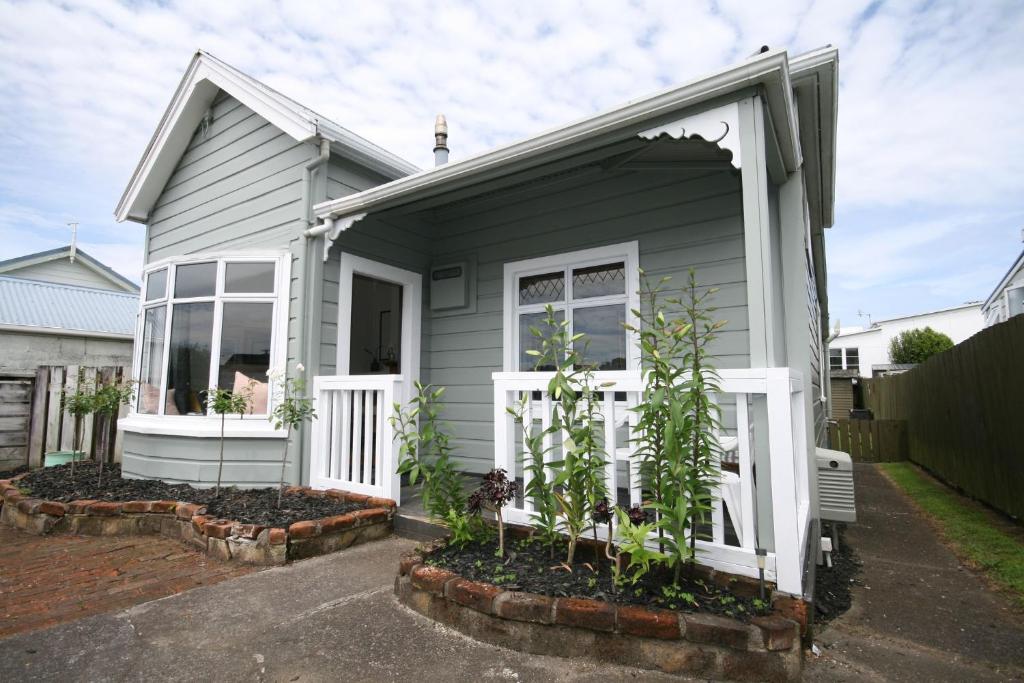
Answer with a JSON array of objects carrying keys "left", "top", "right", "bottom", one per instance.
[{"left": 336, "top": 253, "right": 421, "bottom": 401}]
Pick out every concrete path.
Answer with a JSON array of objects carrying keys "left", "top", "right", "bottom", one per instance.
[
  {"left": 0, "top": 536, "right": 681, "bottom": 682},
  {"left": 805, "top": 464, "right": 1024, "bottom": 682},
  {"left": 0, "top": 525, "right": 254, "bottom": 638}
]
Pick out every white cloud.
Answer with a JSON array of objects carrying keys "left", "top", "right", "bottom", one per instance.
[{"left": 0, "top": 0, "right": 1021, "bottom": 319}]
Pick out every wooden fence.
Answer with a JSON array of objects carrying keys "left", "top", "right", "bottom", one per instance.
[
  {"left": 0, "top": 377, "right": 33, "bottom": 470},
  {"left": 863, "top": 314, "right": 1024, "bottom": 520},
  {"left": 827, "top": 418, "right": 907, "bottom": 463},
  {"left": 23, "top": 366, "right": 128, "bottom": 469}
]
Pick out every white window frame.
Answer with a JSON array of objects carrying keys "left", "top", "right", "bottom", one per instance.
[
  {"left": 502, "top": 241, "right": 641, "bottom": 376},
  {"left": 120, "top": 251, "right": 290, "bottom": 439}
]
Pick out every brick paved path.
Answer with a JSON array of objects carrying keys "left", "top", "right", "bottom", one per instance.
[{"left": 0, "top": 525, "right": 256, "bottom": 638}]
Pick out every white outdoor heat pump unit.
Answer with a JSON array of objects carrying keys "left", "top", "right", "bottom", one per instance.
[
  {"left": 430, "top": 262, "right": 468, "bottom": 311},
  {"left": 816, "top": 447, "right": 856, "bottom": 523}
]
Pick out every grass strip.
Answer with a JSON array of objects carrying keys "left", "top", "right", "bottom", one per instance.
[{"left": 880, "top": 462, "right": 1024, "bottom": 608}]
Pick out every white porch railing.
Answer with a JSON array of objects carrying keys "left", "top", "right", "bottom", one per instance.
[
  {"left": 309, "top": 375, "right": 403, "bottom": 504},
  {"left": 492, "top": 367, "right": 811, "bottom": 596}
]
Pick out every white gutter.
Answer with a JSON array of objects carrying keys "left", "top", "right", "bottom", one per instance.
[{"left": 313, "top": 49, "right": 801, "bottom": 223}]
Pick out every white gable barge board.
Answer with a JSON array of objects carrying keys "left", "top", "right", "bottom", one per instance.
[
  {"left": 115, "top": 50, "right": 417, "bottom": 223},
  {"left": 314, "top": 49, "right": 804, "bottom": 223},
  {"left": 0, "top": 246, "right": 139, "bottom": 293}
]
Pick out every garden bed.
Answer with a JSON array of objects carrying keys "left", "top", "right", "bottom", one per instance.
[
  {"left": 0, "top": 464, "right": 395, "bottom": 565},
  {"left": 395, "top": 535, "right": 804, "bottom": 681},
  {"left": 430, "top": 535, "right": 770, "bottom": 620},
  {"left": 15, "top": 463, "right": 363, "bottom": 527}
]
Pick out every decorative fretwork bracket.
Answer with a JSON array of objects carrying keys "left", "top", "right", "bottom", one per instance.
[
  {"left": 322, "top": 212, "right": 367, "bottom": 261},
  {"left": 636, "top": 102, "right": 741, "bottom": 169}
]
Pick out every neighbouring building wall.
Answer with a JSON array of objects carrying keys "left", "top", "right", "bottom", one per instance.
[
  {"left": 983, "top": 264, "right": 1024, "bottom": 327},
  {"left": 0, "top": 331, "right": 134, "bottom": 376},
  {"left": 830, "top": 304, "right": 984, "bottom": 378},
  {"left": 3, "top": 259, "right": 125, "bottom": 291}
]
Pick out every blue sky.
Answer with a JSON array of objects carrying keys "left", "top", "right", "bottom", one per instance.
[{"left": 0, "top": 0, "right": 1022, "bottom": 330}]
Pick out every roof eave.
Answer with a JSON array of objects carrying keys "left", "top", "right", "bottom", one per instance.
[{"left": 314, "top": 49, "right": 803, "bottom": 221}]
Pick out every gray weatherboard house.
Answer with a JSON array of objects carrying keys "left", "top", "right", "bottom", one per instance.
[{"left": 114, "top": 47, "right": 838, "bottom": 598}]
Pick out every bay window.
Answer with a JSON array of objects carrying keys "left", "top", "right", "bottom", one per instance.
[
  {"left": 504, "top": 242, "right": 640, "bottom": 372},
  {"left": 133, "top": 254, "right": 286, "bottom": 423}
]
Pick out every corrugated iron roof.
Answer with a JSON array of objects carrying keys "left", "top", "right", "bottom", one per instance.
[{"left": 0, "top": 276, "right": 138, "bottom": 336}]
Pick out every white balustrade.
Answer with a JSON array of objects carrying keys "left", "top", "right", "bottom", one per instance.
[
  {"left": 492, "top": 367, "right": 810, "bottom": 595},
  {"left": 309, "top": 375, "right": 402, "bottom": 504}
]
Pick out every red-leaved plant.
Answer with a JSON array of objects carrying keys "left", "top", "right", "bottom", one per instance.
[{"left": 468, "top": 468, "right": 518, "bottom": 558}]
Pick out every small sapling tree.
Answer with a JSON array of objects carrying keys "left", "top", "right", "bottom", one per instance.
[
  {"left": 209, "top": 383, "right": 255, "bottom": 497},
  {"left": 268, "top": 364, "right": 316, "bottom": 508},
  {"left": 92, "top": 379, "right": 135, "bottom": 486},
  {"left": 467, "top": 468, "right": 518, "bottom": 558},
  {"left": 63, "top": 382, "right": 96, "bottom": 478}
]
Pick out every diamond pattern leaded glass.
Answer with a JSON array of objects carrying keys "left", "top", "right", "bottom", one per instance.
[
  {"left": 519, "top": 271, "right": 565, "bottom": 305},
  {"left": 573, "top": 262, "right": 625, "bottom": 299}
]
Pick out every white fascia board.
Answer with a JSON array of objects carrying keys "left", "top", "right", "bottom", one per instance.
[
  {"left": 115, "top": 52, "right": 417, "bottom": 224},
  {"left": 314, "top": 50, "right": 802, "bottom": 222},
  {"left": 791, "top": 47, "right": 839, "bottom": 230},
  {"left": 983, "top": 251, "right": 1024, "bottom": 309}
]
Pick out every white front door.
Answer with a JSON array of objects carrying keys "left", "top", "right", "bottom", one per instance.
[{"left": 336, "top": 253, "right": 421, "bottom": 402}]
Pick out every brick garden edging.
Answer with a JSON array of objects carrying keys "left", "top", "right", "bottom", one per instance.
[
  {"left": 394, "top": 546, "right": 802, "bottom": 682},
  {"left": 0, "top": 476, "right": 394, "bottom": 566}
]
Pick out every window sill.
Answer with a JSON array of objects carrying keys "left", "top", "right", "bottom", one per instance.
[{"left": 118, "top": 414, "right": 288, "bottom": 439}]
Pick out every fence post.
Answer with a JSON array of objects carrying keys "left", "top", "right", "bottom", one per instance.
[{"left": 27, "top": 367, "right": 49, "bottom": 468}]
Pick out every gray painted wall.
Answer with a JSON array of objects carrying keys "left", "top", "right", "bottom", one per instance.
[
  {"left": 3, "top": 260, "right": 123, "bottom": 291},
  {"left": 0, "top": 331, "right": 133, "bottom": 376},
  {"left": 128, "top": 91, "right": 393, "bottom": 488},
  {"left": 322, "top": 167, "right": 748, "bottom": 474}
]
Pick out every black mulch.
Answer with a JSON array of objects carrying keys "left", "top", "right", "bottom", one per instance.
[
  {"left": 12, "top": 462, "right": 364, "bottom": 528},
  {"left": 0, "top": 465, "right": 29, "bottom": 480},
  {"left": 814, "top": 522, "right": 861, "bottom": 623},
  {"left": 429, "top": 535, "right": 771, "bottom": 621}
]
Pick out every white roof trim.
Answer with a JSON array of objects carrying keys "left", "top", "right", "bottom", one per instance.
[
  {"left": 983, "top": 250, "right": 1024, "bottom": 310},
  {"left": 314, "top": 49, "right": 812, "bottom": 222},
  {"left": 0, "top": 323, "right": 133, "bottom": 341},
  {"left": 0, "top": 246, "right": 139, "bottom": 293},
  {"left": 115, "top": 50, "right": 418, "bottom": 224}
]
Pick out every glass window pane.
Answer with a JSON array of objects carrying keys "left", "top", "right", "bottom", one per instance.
[
  {"left": 165, "top": 302, "right": 213, "bottom": 415},
  {"left": 573, "top": 304, "right": 627, "bottom": 370},
  {"left": 573, "top": 262, "right": 625, "bottom": 299},
  {"left": 845, "top": 348, "right": 859, "bottom": 370},
  {"left": 349, "top": 275, "right": 403, "bottom": 374},
  {"left": 829, "top": 348, "right": 843, "bottom": 370},
  {"left": 218, "top": 302, "right": 273, "bottom": 414},
  {"left": 145, "top": 269, "right": 167, "bottom": 301},
  {"left": 518, "top": 271, "right": 564, "bottom": 305},
  {"left": 519, "top": 309, "right": 564, "bottom": 371},
  {"left": 224, "top": 262, "right": 275, "bottom": 294},
  {"left": 174, "top": 262, "right": 216, "bottom": 298},
  {"left": 137, "top": 306, "right": 166, "bottom": 414}
]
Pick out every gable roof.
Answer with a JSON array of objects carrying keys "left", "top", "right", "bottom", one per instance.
[
  {"left": 0, "top": 276, "right": 138, "bottom": 339},
  {"left": 0, "top": 246, "right": 139, "bottom": 293},
  {"left": 312, "top": 47, "right": 838, "bottom": 234},
  {"left": 115, "top": 50, "right": 420, "bottom": 224},
  {"left": 983, "top": 249, "right": 1024, "bottom": 310}
]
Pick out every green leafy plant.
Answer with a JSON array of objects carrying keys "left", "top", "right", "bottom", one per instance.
[
  {"left": 611, "top": 506, "right": 667, "bottom": 586},
  {"left": 467, "top": 468, "right": 518, "bottom": 558},
  {"left": 268, "top": 364, "right": 316, "bottom": 508},
  {"left": 62, "top": 381, "right": 95, "bottom": 478},
  {"left": 629, "top": 270, "right": 724, "bottom": 583},
  {"left": 509, "top": 395, "right": 560, "bottom": 556},
  {"left": 530, "top": 304, "right": 609, "bottom": 566},
  {"left": 208, "top": 383, "right": 255, "bottom": 497},
  {"left": 92, "top": 378, "right": 135, "bottom": 486},
  {"left": 445, "top": 508, "right": 492, "bottom": 549},
  {"left": 888, "top": 326, "right": 954, "bottom": 364},
  {"left": 390, "top": 382, "right": 466, "bottom": 521}
]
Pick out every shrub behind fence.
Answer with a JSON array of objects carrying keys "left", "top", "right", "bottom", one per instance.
[{"left": 863, "top": 315, "right": 1024, "bottom": 519}]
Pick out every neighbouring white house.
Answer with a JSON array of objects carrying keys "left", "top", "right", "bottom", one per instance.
[
  {"left": 113, "top": 47, "right": 839, "bottom": 596},
  {"left": 828, "top": 302, "right": 983, "bottom": 378},
  {"left": 981, "top": 248, "right": 1024, "bottom": 327}
]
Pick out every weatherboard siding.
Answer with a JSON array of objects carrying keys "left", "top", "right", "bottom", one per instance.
[
  {"left": 2, "top": 259, "right": 124, "bottom": 291},
  {"left": 121, "top": 433, "right": 290, "bottom": 487}
]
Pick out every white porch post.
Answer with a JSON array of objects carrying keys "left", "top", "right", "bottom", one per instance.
[{"left": 766, "top": 368, "right": 802, "bottom": 595}]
